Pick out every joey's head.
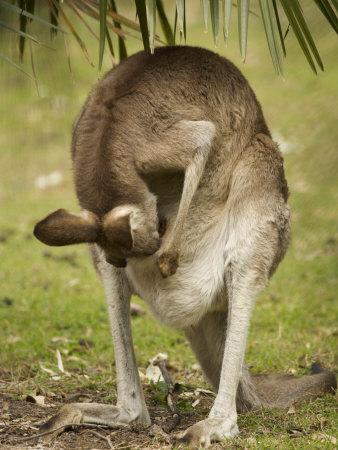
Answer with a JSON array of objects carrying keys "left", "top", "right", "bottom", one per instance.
[{"left": 33, "top": 205, "right": 161, "bottom": 268}]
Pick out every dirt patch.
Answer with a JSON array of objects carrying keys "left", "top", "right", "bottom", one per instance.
[{"left": 0, "top": 389, "right": 212, "bottom": 449}]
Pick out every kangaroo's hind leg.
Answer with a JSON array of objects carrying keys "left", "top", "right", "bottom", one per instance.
[
  {"left": 137, "top": 119, "right": 216, "bottom": 277},
  {"left": 39, "top": 246, "right": 150, "bottom": 440}
]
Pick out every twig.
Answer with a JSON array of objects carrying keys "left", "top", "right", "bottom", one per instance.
[
  {"left": 152, "top": 355, "right": 181, "bottom": 432},
  {"left": 81, "top": 429, "right": 113, "bottom": 449}
]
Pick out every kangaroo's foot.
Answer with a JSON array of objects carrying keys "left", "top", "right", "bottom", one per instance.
[
  {"left": 158, "top": 249, "right": 179, "bottom": 278},
  {"left": 176, "top": 416, "right": 238, "bottom": 449},
  {"left": 39, "top": 402, "right": 151, "bottom": 442}
]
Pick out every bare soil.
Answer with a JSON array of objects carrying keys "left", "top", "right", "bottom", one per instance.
[{"left": 0, "top": 390, "right": 212, "bottom": 449}]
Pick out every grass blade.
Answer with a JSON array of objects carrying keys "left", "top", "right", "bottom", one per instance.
[
  {"left": 135, "top": 0, "right": 150, "bottom": 51},
  {"left": 238, "top": 0, "right": 249, "bottom": 61},
  {"left": 313, "top": 0, "right": 338, "bottom": 33},
  {"left": 332, "top": 0, "right": 338, "bottom": 14},
  {"left": 109, "top": 0, "right": 127, "bottom": 60},
  {"left": 259, "top": 0, "right": 283, "bottom": 75},
  {"left": 146, "top": 0, "right": 156, "bottom": 53},
  {"left": 157, "top": 0, "right": 174, "bottom": 44},
  {"left": 99, "top": 0, "right": 107, "bottom": 70},
  {"left": 210, "top": 0, "right": 220, "bottom": 45}
]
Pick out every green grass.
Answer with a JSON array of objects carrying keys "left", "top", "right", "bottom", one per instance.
[{"left": 0, "top": 4, "right": 337, "bottom": 448}]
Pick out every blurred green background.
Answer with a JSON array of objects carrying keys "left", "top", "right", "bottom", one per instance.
[{"left": 0, "top": 1, "right": 337, "bottom": 448}]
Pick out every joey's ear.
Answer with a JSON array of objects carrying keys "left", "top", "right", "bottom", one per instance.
[
  {"left": 34, "top": 209, "right": 100, "bottom": 246},
  {"left": 103, "top": 210, "right": 133, "bottom": 250}
]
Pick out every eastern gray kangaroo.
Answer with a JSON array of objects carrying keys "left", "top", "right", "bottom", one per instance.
[{"left": 34, "top": 46, "right": 336, "bottom": 447}]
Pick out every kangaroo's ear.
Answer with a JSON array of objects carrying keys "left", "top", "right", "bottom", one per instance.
[{"left": 34, "top": 209, "right": 100, "bottom": 246}]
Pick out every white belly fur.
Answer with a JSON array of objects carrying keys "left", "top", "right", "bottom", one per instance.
[{"left": 126, "top": 216, "right": 228, "bottom": 330}]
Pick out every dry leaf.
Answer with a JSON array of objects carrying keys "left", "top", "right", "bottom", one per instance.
[
  {"left": 146, "top": 364, "right": 164, "bottom": 383},
  {"left": 56, "top": 349, "right": 65, "bottom": 373}
]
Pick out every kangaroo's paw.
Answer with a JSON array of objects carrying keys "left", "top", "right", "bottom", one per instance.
[
  {"left": 39, "top": 402, "right": 150, "bottom": 442},
  {"left": 158, "top": 250, "right": 179, "bottom": 278},
  {"left": 176, "top": 417, "right": 239, "bottom": 449}
]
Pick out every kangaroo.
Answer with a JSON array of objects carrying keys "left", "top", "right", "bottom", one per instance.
[{"left": 34, "top": 46, "right": 336, "bottom": 448}]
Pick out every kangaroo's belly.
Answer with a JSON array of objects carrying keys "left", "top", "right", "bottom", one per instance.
[{"left": 125, "top": 220, "right": 228, "bottom": 329}]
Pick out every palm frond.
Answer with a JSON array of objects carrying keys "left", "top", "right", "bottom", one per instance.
[
  {"left": 135, "top": 0, "right": 150, "bottom": 50},
  {"left": 109, "top": 0, "right": 127, "bottom": 60},
  {"left": 1, "top": 0, "right": 338, "bottom": 76},
  {"left": 157, "top": 0, "right": 174, "bottom": 45},
  {"left": 98, "top": 0, "right": 107, "bottom": 69},
  {"left": 238, "top": 0, "right": 250, "bottom": 62},
  {"left": 259, "top": 0, "right": 284, "bottom": 75},
  {"left": 223, "top": 0, "right": 232, "bottom": 40},
  {"left": 210, "top": 0, "right": 220, "bottom": 45}
]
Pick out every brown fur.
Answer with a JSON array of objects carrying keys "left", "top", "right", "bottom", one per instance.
[{"left": 34, "top": 47, "right": 336, "bottom": 440}]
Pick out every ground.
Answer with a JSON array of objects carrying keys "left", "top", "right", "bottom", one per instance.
[{"left": 0, "top": 3, "right": 337, "bottom": 449}]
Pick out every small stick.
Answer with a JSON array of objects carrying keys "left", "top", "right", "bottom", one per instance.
[
  {"left": 81, "top": 429, "right": 114, "bottom": 449},
  {"left": 152, "top": 355, "right": 181, "bottom": 432}
]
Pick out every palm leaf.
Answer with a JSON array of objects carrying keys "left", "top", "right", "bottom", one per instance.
[
  {"left": 50, "top": 0, "right": 59, "bottom": 38},
  {"left": 99, "top": 0, "right": 107, "bottom": 69},
  {"left": 210, "top": 0, "right": 220, "bottom": 45},
  {"left": 135, "top": 0, "right": 150, "bottom": 50},
  {"left": 223, "top": 0, "right": 232, "bottom": 40},
  {"left": 65, "top": 0, "right": 98, "bottom": 39},
  {"left": 0, "top": 0, "right": 65, "bottom": 33},
  {"left": 146, "top": 0, "right": 156, "bottom": 53},
  {"left": 157, "top": 0, "right": 174, "bottom": 45},
  {"left": 292, "top": 0, "right": 324, "bottom": 70},
  {"left": 176, "top": 0, "right": 186, "bottom": 41},
  {"left": 0, "top": 19, "right": 40, "bottom": 44},
  {"left": 279, "top": 0, "right": 319, "bottom": 73},
  {"left": 48, "top": 0, "right": 94, "bottom": 66},
  {"left": 201, "top": 0, "right": 208, "bottom": 32},
  {"left": 0, "top": 52, "right": 35, "bottom": 79},
  {"left": 272, "top": 0, "right": 286, "bottom": 56},
  {"left": 18, "top": 0, "right": 35, "bottom": 61},
  {"left": 314, "top": 0, "right": 338, "bottom": 32},
  {"left": 259, "top": 0, "right": 283, "bottom": 75},
  {"left": 238, "top": 0, "right": 249, "bottom": 61},
  {"left": 109, "top": 0, "right": 127, "bottom": 60}
]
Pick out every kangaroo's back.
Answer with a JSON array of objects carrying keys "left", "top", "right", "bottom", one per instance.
[{"left": 72, "top": 46, "right": 269, "bottom": 213}]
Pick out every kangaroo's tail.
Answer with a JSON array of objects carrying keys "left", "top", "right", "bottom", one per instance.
[{"left": 237, "top": 363, "right": 336, "bottom": 412}]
